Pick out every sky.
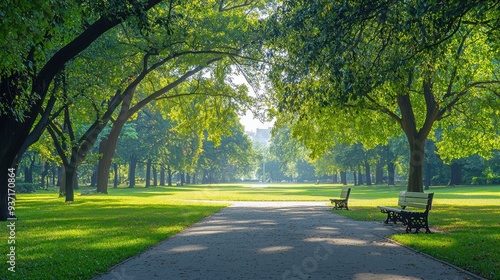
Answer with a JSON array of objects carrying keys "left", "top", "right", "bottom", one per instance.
[
  {"left": 239, "top": 110, "right": 273, "bottom": 133},
  {"left": 233, "top": 73, "right": 274, "bottom": 133}
]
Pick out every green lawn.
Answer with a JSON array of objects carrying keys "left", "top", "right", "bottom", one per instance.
[
  {"left": 0, "top": 189, "right": 228, "bottom": 280},
  {"left": 0, "top": 183, "right": 498, "bottom": 279}
]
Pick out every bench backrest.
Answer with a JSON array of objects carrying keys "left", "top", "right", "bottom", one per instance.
[
  {"left": 340, "top": 187, "right": 351, "bottom": 200},
  {"left": 398, "top": 191, "right": 433, "bottom": 211}
]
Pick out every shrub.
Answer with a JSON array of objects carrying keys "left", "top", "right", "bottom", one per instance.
[
  {"left": 16, "top": 182, "right": 38, "bottom": 193},
  {"left": 471, "top": 176, "right": 500, "bottom": 185}
]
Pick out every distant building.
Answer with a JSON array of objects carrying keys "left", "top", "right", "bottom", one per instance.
[{"left": 245, "top": 127, "right": 271, "bottom": 146}]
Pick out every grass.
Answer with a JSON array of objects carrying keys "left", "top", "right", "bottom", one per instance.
[
  {"left": 0, "top": 189, "right": 228, "bottom": 280},
  {"left": 0, "top": 183, "right": 498, "bottom": 279}
]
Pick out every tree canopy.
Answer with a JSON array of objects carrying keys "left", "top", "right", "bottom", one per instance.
[{"left": 267, "top": 0, "right": 500, "bottom": 192}]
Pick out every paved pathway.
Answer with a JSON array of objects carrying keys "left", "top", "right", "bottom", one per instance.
[{"left": 94, "top": 202, "right": 482, "bottom": 280}]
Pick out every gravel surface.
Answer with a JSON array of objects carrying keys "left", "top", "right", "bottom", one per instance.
[{"left": 93, "top": 201, "right": 482, "bottom": 280}]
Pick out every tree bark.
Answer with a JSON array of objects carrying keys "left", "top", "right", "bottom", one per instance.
[
  {"left": 113, "top": 163, "right": 119, "bottom": 188},
  {"left": 365, "top": 162, "right": 372, "bottom": 185},
  {"left": 167, "top": 165, "right": 172, "bottom": 186},
  {"left": 160, "top": 164, "right": 165, "bottom": 186},
  {"left": 41, "top": 162, "right": 49, "bottom": 189},
  {"left": 153, "top": 165, "right": 157, "bottom": 186},
  {"left": 340, "top": 171, "right": 347, "bottom": 185},
  {"left": 358, "top": 166, "right": 364, "bottom": 185},
  {"left": 59, "top": 165, "right": 66, "bottom": 197},
  {"left": 449, "top": 161, "right": 462, "bottom": 185},
  {"left": 128, "top": 154, "right": 137, "bottom": 188},
  {"left": 52, "top": 163, "right": 57, "bottom": 187},
  {"left": 179, "top": 172, "right": 185, "bottom": 185},
  {"left": 145, "top": 158, "right": 152, "bottom": 188},
  {"left": 97, "top": 137, "right": 110, "bottom": 193},
  {"left": 407, "top": 138, "right": 425, "bottom": 192},
  {"left": 387, "top": 162, "right": 395, "bottom": 185},
  {"left": 25, "top": 153, "right": 36, "bottom": 183},
  {"left": 64, "top": 165, "right": 76, "bottom": 202}
]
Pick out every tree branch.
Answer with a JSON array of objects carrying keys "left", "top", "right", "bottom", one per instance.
[
  {"left": 129, "top": 57, "right": 223, "bottom": 116},
  {"left": 364, "top": 95, "right": 401, "bottom": 123},
  {"left": 438, "top": 80, "right": 500, "bottom": 119},
  {"left": 47, "top": 121, "right": 69, "bottom": 166}
]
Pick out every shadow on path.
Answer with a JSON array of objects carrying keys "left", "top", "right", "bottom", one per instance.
[{"left": 94, "top": 202, "right": 481, "bottom": 280}]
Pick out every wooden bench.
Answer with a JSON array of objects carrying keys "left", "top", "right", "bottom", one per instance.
[
  {"left": 377, "top": 191, "right": 434, "bottom": 233},
  {"left": 330, "top": 187, "right": 351, "bottom": 210}
]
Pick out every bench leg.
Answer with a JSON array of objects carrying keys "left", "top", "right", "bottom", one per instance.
[
  {"left": 382, "top": 211, "right": 400, "bottom": 224},
  {"left": 332, "top": 200, "right": 348, "bottom": 210},
  {"left": 403, "top": 212, "right": 431, "bottom": 234}
]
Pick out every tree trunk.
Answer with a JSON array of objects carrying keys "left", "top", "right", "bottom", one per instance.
[
  {"left": 57, "top": 166, "right": 63, "bottom": 188},
  {"left": 52, "top": 163, "right": 57, "bottom": 187},
  {"left": 145, "top": 158, "right": 152, "bottom": 188},
  {"left": 353, "top": 170, "right": 358, "bottom": 186},
  {"left": 113, "top": 163, "right": 119, "bottom": 188},
  {"left": 25, "top": 154, "right": 35, "bottom": 183},
  {"left": 129, "top": 154, "right": 137, "bottom": 188},
  {"left": 24, "top": 166, "right": 32, "bottom": 183},
  {"left": 40, "top": 162, "right": 49, "bottom": 189},
  {"left": 358, "top": 166, "right": 364, "bottom": 185},
  {"left": 406, "top": 138, "right": 425, "bottom": 192},
  {"left": 59, "top": 167, "right": 66, "bottom": 197},
  {"left": 179, "top": 172, "right": 185, "bottom": 185},
  {"left": 365, "top": 162, "right": 372, "bottom": 185},
  {"left": 340, "top": 171, "right": 347, "bottom": 185},
  {"left": 96, "top": 106, "right": 129, "bottom": 193},
  {"left": 186, "top": 174, "right": 191, "bottom": 184},
  {"left": 167, "top": 165, "right": 172, "bottom": 186},
  {"left": 97, "top": 137, "right": 110, "bottom": 193},
  {"left": 160, "top": 164, "right": 165, "bottom": 186},
  {"left": 64, "top": 165, "right": 76, "bottom": 202},
  {"left": 153, "top": 165, "right": 157, "bottom": 186},
  {"left": 397, "top": 81, "right": 439, "bottom": 192},
  {"left": 449, "top": 161, "right": 462, "bottom": 186},
  {"left": 387, "top": 162, "right": 395, "bottom": 185}
]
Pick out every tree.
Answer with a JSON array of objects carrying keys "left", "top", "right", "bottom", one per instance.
[
  {"left": 197, "top": 113, "right": 257, "bottom": 183},
  {"left": 268, "top": 1, "right": 500, "bottom": 192},
  {"left": 0, "top": 0, "right": 163, "bottom": 219},
  {"left": 269, "top": 126, "right": 315, "bottom": 182},
  {"left": 95, "top": 0, "right": 265, "bottom": 193}
]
